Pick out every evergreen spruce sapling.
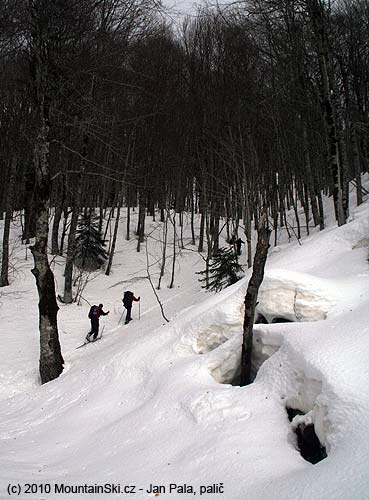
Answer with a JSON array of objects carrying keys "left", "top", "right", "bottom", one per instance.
[
  {"left": 74, "top": 214, "right": 108, "bottom": 271},
  {"left": 197, "top": 247, "right": 244, "bottom": 292}
]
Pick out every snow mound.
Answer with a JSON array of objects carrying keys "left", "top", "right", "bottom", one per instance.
[
  {"left": 257, "top": 269, "right": 339, "bottom": 322},
  {"left": 175, "top": 267, "right": 340, "bottom": 384},
  {"left": 183, "top": 387, "right": 250, "bottom": 423}
]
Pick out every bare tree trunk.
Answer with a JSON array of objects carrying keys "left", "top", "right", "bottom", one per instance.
[
  {"left": 159, "top": 207, "right": 164, "bottom": 222},
  {"left": 99, "top": 206, "right": 104, "bottom": 234},
  {"left": 1, "top": 157, "right": 17, "bottom": 287},
  {"left": 317, "top": 190, "right": 325, "bottom": 230},
  {"left": 59, "top": 208, "right": 69, "bottom": 255},
  {"left": 204, "top": 211, "right": 213, "bottom": 289},
  {"left": 63, "top": 136, "right": 87, "bottom": 303},
  {"left": 303, "top": 183, "right": 310, "bottom": 236},
  {"left": 169, "top": 211, "right": 176, "bottom": 289},
  {"left": 240, "top": 215, "right": 270, "bottom": 387},
  {"left": 302, "top": 124, "right": 319, "bottom": 226},
  {"left": 226, "top": 215, "right": 231, "bottom": 244},
  {"left": 30, "top": 109, "right": 63, "bottom": 383},
  {"left": 272, "top": 195, "right": 278, "bottom": 246},
  {"left": 198, "top": 211, "right": 205, "bottom": 253},
  {"left": 23, "top": 167, "right": 36, "bottom": 243},
  {"left": 28, "top": 0, "right": 64, "bottom": 384},
  {"left": 51, "top": 205, "right": 62, "bottom": 255},
  {"left": 297, "top": 181, "right": 309, "bottom": 236},
  {"left": 283, "top": 209, "right": 292, "bottom": 241},
  {"left": 126, "top": 205, "right": 130, "bottom": 240},
  {"left": 211, "top": 213, "right": 220, "bottom": 254},
  {"left": 136, "top": 199, "right": 146, "bottom": 252},
  {"left": 307, "top": 0, "right": 346, "bottom": 226},
  {"left": 51, "top": 173, "right": 66, "bottom": 255},
  {"left": 351, "top": 125, "right": 363, "bottom": 206},
  {"left": 145, "top": 239, "right": 169, "bottom": 322},
  {"left": 157, "top": 210, "right": 169, "bottom": 290},
  {"left": 103, "top": 206, "right": 114, "bottom": 241},
  {"left": 339, "top": 127, "right": 350, "bottom": 220},
  {"left": 190, "top": 188, "right": 196, "bottom": 245},
  {"left": 63, "top": 213, "right": 79, "bottom": 304},
  {"left": 244, "top": 194, "right": 252, "bottom": 269},
  {"left": 105, "top": 196, "right": 121, "bottom": 276}
]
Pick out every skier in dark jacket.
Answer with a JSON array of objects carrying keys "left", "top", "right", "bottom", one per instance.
[
  {"left": 236, "top": 238, "right": 244, "bottom": 256},
  {"left": 122, "top": 291, "right": 140, "bottom": 324},
  {"left": 86, "top": 303, "right": 109, "bottom": 341}
]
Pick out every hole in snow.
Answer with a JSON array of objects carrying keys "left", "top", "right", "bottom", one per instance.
[
  {"left": 207, "top": 317, "right": 291, "bottom": 386},
  {"left": 295, "top": 422, "right": 327, "bottom": 464},
  {"left": 287, "top": 407, "right": 327, "bottom": 465},
  {"left": 255, "top": 313, "right": 268, "bottom": 324},
  {"left": 287, "top": 407, "right": 304, "bottom": 422},
  {"left": 271, "top": 317, "right": 294, "bottom": 324}
]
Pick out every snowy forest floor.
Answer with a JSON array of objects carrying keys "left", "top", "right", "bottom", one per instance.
[{"left": 0, "top": 179, "right": 369, "bottom": 500}]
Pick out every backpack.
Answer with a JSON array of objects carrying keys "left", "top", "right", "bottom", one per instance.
[
  {"left": 88, "top": 305, "right": 98, "bottom": 319},
  {"left": 123, "top": 291, "right": 133, "bottom": 308}
]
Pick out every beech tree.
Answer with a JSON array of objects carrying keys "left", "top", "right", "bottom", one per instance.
[
  {"left": 26, "top": 0, "right": 65, "bottom": 383},
  {"left": 240, "top": 213, "right": 271, "bottom": 386}
]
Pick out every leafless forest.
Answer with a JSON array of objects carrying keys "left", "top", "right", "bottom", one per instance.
[{"left": 0, "top": 0, "right": 367, "bottom": 381}]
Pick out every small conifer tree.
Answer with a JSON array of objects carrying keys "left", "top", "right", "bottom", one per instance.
[
  {"left": 197, "top": 247, "right": 244, "bottom": 292},
  {"left": 74, "top": 213, "right": 108, "bottom": 271}
]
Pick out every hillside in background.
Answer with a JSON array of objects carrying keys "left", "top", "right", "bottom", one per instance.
[{"left": 0, "top": 181, "right": 368, "bottom": 499}]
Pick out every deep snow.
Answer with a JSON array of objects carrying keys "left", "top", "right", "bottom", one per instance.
[{"left": 0, "top": 182, "right": 369, "bottom": 500}]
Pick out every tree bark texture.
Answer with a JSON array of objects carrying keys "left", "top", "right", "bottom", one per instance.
[
  {"left": 105, "top": 197, "right": 121, "bottom": 276},
  {"left": 51, "top": 174, "right": 66, "bottom": 255},
  {"left": 23, "top": 167, "right": 37, "bottom": 242},
  {"left": 198, "top": 211, "right": 205, "bottom": 253},
  {"left": 1, "top": 157, "right": 17, "bottom": 287},
  {"left": 240, "top": 221, "right": 271, "bottom": 387},
  {"left": 190, "top": 188, "right": 196, "bottom": 245},
  {"left": 157, "top": 210, "right": 169, "bottom": 290},
  {"left": 244, "top": 199, "right": 252, "bottom": 269},
  {"left": 63, "top": 207, "right": 79, "bottom": 303},
  {"left": 30, "top": 117, "right": 64, "bottom": 384},
  {"left": 307, "top": 0, "right": 346, "bottom": 226},
  {"left": 28, "top": 0, "right": 65, "bottom": 384},
  {"left": 169, "top": 212, "right": 176, "bottom": 289},
  {"left": 136, "top": 200, "right": 145, "bottom": 252},
  {"left": 126, "top": 205, "right": 130, "bottom": 240},
  {"left": 351, "top": 125, "right": 363, "bottom": 206},
  {"left": 59, "top": 209, "right": 69, "bottom": 255}
]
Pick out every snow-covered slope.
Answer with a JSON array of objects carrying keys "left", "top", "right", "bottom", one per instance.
[{"left": 0, "top": 187, "right": 368, "bottom": 500}]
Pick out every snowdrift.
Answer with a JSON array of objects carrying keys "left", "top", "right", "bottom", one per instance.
[{"left": 0, "top": 194, "right": 369, "bottom": 500}]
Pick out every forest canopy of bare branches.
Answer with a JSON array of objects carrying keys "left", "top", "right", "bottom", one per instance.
[{"left": 0, "top": 0, "right": 367, "bottom": 230}]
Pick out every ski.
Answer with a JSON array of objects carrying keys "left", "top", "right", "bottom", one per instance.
[
  {"left": 76, "top": 326, "right": 105, "bottom": 349},
  {"left": 76, "top": 336, "right": 102, "bottom": 349}
]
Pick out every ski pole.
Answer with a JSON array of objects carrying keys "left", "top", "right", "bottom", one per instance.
[
  {"left": 118, "top": 310, "right": 124, "bottom": 325},
  {"left": 100, "top": 325, "right": 105, "bottom": 339},
  {"left": 118, "top": 300, "right": 125, "bottom": 325},
  {"left": 139, "top": 300, "right": 141, "bottom": 320}
]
